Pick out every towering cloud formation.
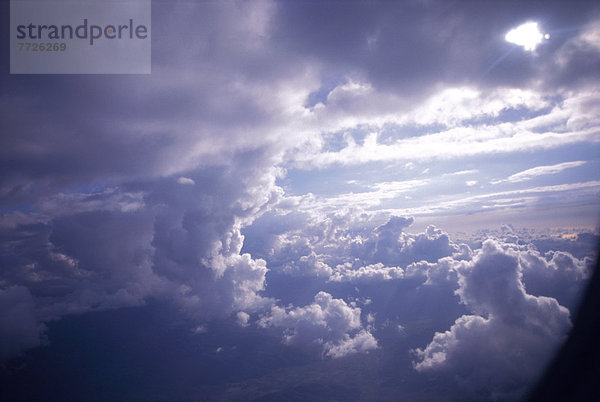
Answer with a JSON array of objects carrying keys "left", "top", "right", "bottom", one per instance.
[
  {"left": 0, "top": 161, "right": 282, "bottom": 344},
  {"left": 414, "top": 240, "right": 572, "bottom": 398}
]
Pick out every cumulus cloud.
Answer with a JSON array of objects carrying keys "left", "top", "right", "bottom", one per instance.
[
  {"left": 282, "top": 252, "right": 333, "bottom": 278},
  {"left": 324, "top": 329, "right": 379, "bottom": 359},
  {"left": 236, "top": 311, "right": 250, "bottom": 327},
  {"left": 328, "top": 262, "right": 404, "bottom": 283},
  {"left": 244, "top": 212, "right": 460, "bottom": 282},
  {"left": 258, "top": 291, "right": 377, "bottom": 358},
  {"left": 521, "top": 248, "right": 593, "bottom": 310},
  {"left": 413, "top": 239, "right": 572, "bottom": 399},
  {"left": 0, "top": 162, "right": 281, "bottom": 361}
]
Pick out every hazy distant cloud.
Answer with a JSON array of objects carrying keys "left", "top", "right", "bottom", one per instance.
[
  {"left": 492, "top": 161, "right": 587, "bottom": 184},
  {"left": 35, "top": 189, "right": 146, "bottom": 217},
  {"left": 380, "top": 180, "right": 600, "bottom": 218}
]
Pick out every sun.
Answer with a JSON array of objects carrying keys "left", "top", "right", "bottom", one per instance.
[{"left": 505, "top": 22, "right": 548, "bottom": 51}]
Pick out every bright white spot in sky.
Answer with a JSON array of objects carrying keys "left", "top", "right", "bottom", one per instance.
[{"left": 505, "top": 22, "right": 546, "bottom": 51}]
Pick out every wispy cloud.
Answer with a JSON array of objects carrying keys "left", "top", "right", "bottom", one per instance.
[
  {"left": 491, "top": 161, "right": 587, "bottom": 184},
  {"left": 308, "top": 179, "right": 428, "bottom": 210},
  {"left": 290, "top": 88, "right": 600, "bottom": 169},
  {"left": 377, "top": 180, "right": 600, "bottom": 217}
]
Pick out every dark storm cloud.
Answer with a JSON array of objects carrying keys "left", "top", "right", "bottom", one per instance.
[
  {"left": 271, "top": 0, "right": 600, "bottom": 96},
  {"left": 0, "top": 286, "right": 44, "bottom": 361},
  {"left": 0, "top": 208, "right": 159, "bottom": 319},
  {"left": 0, "top": 1, "right": 286, "bottom": 206}
]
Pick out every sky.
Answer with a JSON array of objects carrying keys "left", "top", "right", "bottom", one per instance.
[{"left": 1, "top": 0, "right": 600, "bottom": 400}]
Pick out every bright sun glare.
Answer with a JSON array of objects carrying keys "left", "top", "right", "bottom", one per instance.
[{"left": 505, "top": 22, "right": 549, "bottom": 51}]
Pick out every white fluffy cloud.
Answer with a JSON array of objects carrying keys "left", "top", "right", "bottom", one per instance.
[
  {"left": 258, "top": 291, "right": 377, "bottom": 358},
  {"left": 413, "top": 239, "right": 572, "bottom": 399},
  {"left": 245, "top": 212, "right": 460, "bottom": 280},
  {"left": 282, "top": 252, "right": 333, "bottom": 278},
  {"left": 328, "top": 262, "right": 404, "bottom": 283},
  {"left": 521, "top": 248, "right": 593, "bottom": 310}
]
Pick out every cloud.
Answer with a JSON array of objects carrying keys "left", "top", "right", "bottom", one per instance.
[
  {"left": 272, "top": 1, "right": 599, "bottom": 95},
  {"left": 0, "top": 161, "right": 281, "bottom": 356},
  {"left": 236, "top": 311, "right": 250, "bottom": 327},
  {"left": 258, "top": 291, "right": 377, "bottom": 358},
  {"left": 379, "top": 180, "right": 600, "bottom": 217},
  {"left": 177, "top": 177, "right": 195, "bottom": 185},
  {"left": 328, "top": 262, "right": 404, "bottom": 283},
  {"left": 242, "top": 202, "right": 591, "bottom": 397},
  {"left": 521, "top": 248, "right": 593, "bottom": 310},
  {"left": 312, "top": 179, "right": 428, "bottom": 211},
  {"left": 413, "top": 239, "right": 572, "bottom": 399},
  {"left": 0, "top": 2, "right": 597, "bottom": 392},
  {"left": 324, "top": 329, "right": 379, "bottom": 359},
  {"left": 0, "top": 286, "right": 45, "bottom": 361},
  {"left": 492, "top": 161, "right": 587, "bottom": 184},
  {"left": 0, "top": 208, "right": 162, "bottom": 321},
  {"left": 282, "top": 252, "right": 333, "bottom": 278},
  {"left": 293, "top": 111, "right": 598, "bottom": 168},
  {"left": 552, "top": 18, "right": 600, "bottom": 88},
  {"left": 244, "top": 212, "right": 460, "bottom": 280}
]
